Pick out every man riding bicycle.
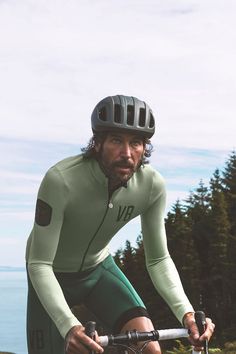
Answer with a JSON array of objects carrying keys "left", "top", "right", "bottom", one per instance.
[{"left": 26, "top": 95, "right": 214, "bottom": 354}]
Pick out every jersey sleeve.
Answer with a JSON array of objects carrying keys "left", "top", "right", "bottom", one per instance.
[
  {"left": 141, "top": 171, "right": 194, "bottom": 323},
  {"left": 27, "top": 168, "right": 81, "bottom": 338}
]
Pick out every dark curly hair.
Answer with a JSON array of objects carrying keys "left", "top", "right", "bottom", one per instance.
[{"left": 81, "top": 131, "right": 154, "bottom": 165}]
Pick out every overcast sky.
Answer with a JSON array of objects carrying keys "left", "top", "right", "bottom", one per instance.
[{"left": 0, "top": 0, "right": 235, "bottom": 266}]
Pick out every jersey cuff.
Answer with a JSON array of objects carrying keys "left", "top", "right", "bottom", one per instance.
[{"left": 57, "top": 315, "right": 82, "bottom": 339}]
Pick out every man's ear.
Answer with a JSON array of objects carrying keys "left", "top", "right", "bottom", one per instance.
[{"left": 95, "top": 142, "right": 101, "bottom": 153}]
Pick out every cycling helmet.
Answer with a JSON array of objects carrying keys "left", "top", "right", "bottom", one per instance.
[{"left": 91, "top": 95, "right": 155, "bottom": 138}]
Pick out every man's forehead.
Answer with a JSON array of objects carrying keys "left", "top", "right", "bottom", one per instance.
[{"left": 106, "top": 131, "right": 144, "bottom": 140}]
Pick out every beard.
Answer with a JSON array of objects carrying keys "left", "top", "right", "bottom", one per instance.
[{"left": 99, "top": 157, "right": 137, "bottom": 186}]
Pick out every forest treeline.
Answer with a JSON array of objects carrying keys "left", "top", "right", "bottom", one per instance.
[{"left": 114, "top": 151, "right": 236, "bottom": 346}]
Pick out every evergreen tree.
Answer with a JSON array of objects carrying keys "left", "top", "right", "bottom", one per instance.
[
  {"left": 208, "top": 169, "right": 231, "bottom": 333},
  {"left": 221, "top": 151, "right": 236, "bottom": 330},
  {"left": 119, "top": 240, "right": 135, "bottom": 280},
  {"left": 185, "top": 180, "right": 211, "bottom": 311},
  {"left": 222, "top": 151, "right": 236, "bottom": 234},
  {"left": 165, "top": 200, "right": 200, "bottom": 306},
  {"left": 134, "top": 235, "right": 156, "bottom": 310},
  {"left": 113, "top": 248, "right": 123, "bottom": 269}
]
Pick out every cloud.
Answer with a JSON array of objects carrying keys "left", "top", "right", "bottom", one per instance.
[
  {"left": 152, "top": 146, "right": 230, "bottom": 174},
  {"left": 0, "top": 0, "right": 235, "bottom": 150}
]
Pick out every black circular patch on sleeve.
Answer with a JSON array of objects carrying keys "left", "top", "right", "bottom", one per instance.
[{"left": 35, "top": 199, "right": 52, "bottom": 226}]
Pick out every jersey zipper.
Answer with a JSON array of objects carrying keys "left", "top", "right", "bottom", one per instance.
[{"left": 79, "top": 190, "right": 113, "bottom": 272}]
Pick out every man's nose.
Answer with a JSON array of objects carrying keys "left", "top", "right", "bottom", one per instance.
[{"left": 120, "top": 143, "right": 131, "bottom": 158}]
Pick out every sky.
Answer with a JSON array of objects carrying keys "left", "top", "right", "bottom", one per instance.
[{"left": 0, "top": 0, "right": 235, "bottom": 266}]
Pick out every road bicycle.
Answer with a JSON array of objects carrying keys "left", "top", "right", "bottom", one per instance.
[{"left": 85, "top": 311, "right": 209, "bottom": 354}]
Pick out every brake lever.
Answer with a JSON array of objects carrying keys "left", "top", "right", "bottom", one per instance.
[
  {"left": 195, "top": 311, "right": 208, "bottom": 354},
  {"left": 85, "top": 321, "right": 96, "bottom": 354}
]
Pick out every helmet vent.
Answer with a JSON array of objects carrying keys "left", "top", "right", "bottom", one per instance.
[
  {"left": 114, "top": 104, "right": 122, "bottom": 123},
  {"left": 149, "top": 113, "right": 155, "bottom": 128},
  {"left": 139, "top": 108, "right": 146, "bottom": 127},
  {"left": 98, "top": 107, "right": 107, "bottom": 121},
  {"left": 127, "top": 105, "right": 134, "bottom": 126}
]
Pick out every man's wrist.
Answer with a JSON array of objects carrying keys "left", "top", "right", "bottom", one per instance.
[{"left": 182, "top": 312, "right": 195, "bottom": 327}]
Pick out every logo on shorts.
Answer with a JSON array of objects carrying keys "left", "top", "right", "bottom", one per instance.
[{"left": 117, "top": 205, "right": 134, "bottom": 222}]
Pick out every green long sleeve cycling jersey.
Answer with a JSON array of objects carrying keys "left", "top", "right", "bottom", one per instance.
[{"left": 26, "top": 155, "right": 194, "bottom": 338}]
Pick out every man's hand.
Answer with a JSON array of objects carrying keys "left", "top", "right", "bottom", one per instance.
[
  {"left": 65, "top": 325, "right": 104, "bottom": 354},
  {"left": 183, "top": 312, "right": 215, "bottom": 351}
]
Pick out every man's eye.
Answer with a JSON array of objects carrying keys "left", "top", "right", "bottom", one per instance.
[
  {"left": 112, "top": 138, "right": 121, "bottom": 144},
  {"left": 131, "top": 141, "right": 142, "bottom": 147}
]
